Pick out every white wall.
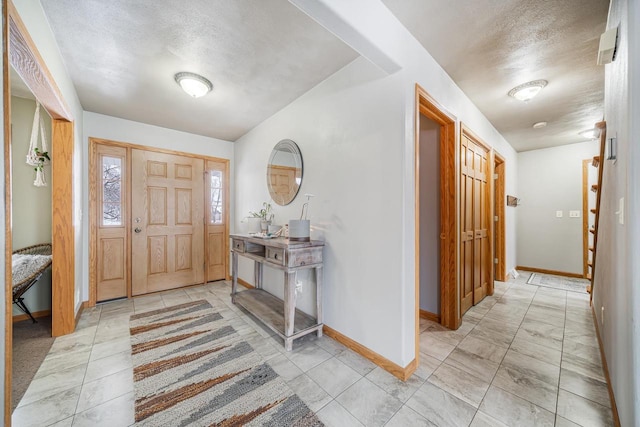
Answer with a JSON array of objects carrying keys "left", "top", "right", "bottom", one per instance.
[
  {"left": 418, "top": 115, "right": 440, "bottom": 314},
  {"left": 82, "top": 112, "right": 235, "bottom": 303},
  {"left": 517, "top": 141, "right": 598, "bottom": 274},
  {"left": 593, "top": 0, "right": 639, "bottom": 424},
  {"left": 11, "top": 96, "right": 53, "bottom": 316},
  {"left": 13, "top": 0, "right": 85, "bottom": 313},
  {"left": 235, "top": 2, "right": 519, "bottom": 367}
]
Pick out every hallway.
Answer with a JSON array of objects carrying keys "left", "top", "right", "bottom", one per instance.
[{"left": 11, "top": 273, "right": 612, "bottom": 426}]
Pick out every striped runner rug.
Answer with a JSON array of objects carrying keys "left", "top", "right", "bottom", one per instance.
[{"left": 129, "top": 299, "right": 323, "bottom": 426}]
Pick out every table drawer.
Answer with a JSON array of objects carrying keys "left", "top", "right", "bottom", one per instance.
[
  {"left": 232, "top": 239, "right": 245, "bottom": 252},
  {"left": 265, "top": 247, "right": 285, "bottom": 266}
]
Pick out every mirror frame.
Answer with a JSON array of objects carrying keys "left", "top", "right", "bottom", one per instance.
[{"left": 267, "top": 139, "right": 303, "bottom": 206}]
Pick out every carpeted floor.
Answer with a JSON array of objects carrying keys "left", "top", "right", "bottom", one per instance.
[
  {"left": 130, "top": 299, "right": 323, "bottom": 426},
  {"left": 526, "top": 272, "right": 589, "bottom": 293},
  {"left": 12, "top": 315, "right": 54, "bottom": 411}
]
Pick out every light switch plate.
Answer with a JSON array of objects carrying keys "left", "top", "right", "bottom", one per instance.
[
  {"left": 556, "top": 210, "right": 563, "bottom": 218},
  {"left": 569, "top": 210, "right": 580, "bottom": 218}
]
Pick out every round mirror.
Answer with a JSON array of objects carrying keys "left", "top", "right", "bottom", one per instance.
[{"left": 267, "top": 139, "right": 303, "bottom": 206}]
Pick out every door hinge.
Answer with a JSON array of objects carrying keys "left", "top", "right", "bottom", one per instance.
[
  {"left": 493, "top": 173, "right": 498, "bottom": 180},
  {"left": 494, "top": 258, "right": 499, "bottom": 264},
  {"left": 494, "top": 216, "right": 499, "bottom": 222}
]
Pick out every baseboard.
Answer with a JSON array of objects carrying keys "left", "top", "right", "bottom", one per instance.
[
  {"left": 322, "top": 325, "right": 416, "bottom": 381},
  {"left": 237, "top": 278, "right": 255, "bottom": 289},
  {"left": 12, "top": 309, "right": 51, "bottom": 323},
  {"left": 591, "top": 306, "right": 621, "bottom": 426},
  {"left": 419, "top": 309, "right": 440, "bottom": 323},
  {"left": 74, "top": 301, "right": 88, "bottom": 327},
  {"left": 516, "top": 265, "right": 584, "bottom": 279}
]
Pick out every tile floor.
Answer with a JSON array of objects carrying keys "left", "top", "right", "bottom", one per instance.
[{"left": 12, "top": 273, "right": 614, "bottom": 426}]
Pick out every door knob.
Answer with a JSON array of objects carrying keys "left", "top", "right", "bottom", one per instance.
[{"left": 134, "top": 227, "right": 142, "bottom": 233}]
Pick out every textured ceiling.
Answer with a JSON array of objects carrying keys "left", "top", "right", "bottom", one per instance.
[
  {"left": 40, "top": 0, "right": 357, "bottom": 141},
  {"left": 383, "top": 0, "right": 609, "bottom": 152}
]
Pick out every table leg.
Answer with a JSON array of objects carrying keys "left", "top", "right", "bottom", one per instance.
[
  {"left": 231, "top": 252, "right": 238, "bottom": 303},
  {"left": 284, "top": 271, "right": 297, "bottom": 351},
  {"left": 316, "top": 266, "right": 323, "bottom": 337},
  {"left": 254, "top": 260, "right": 263, "bottom": 289}
]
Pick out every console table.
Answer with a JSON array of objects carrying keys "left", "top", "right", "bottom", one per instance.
[{"left": 230, "top": 234, "right": 324, "bottom": 351}]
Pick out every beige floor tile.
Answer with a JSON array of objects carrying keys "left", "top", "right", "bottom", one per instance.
[
  {"left": 76, "top": 368, "right": 134, "bottom": 413},
  {"left": 307, "top": 357, "right": 361, "bottom": 397},
  {"left": 419, "top": 334, "right": 455, "bottom": 361},
  {"left": 406, "top": 382, "right": 476, "bottom": 427},
  {"left": 556, "top": 389, "right": 613, "bottom": 427},
  {"left": 286, "top": 374, "right": 332, "bottom": 412},
  {"left": 316, "top": 401, "right": 364, "bottom": 427},
  {"left": 479, "top": 386, "right": 554, "bottom": 427},
  {"left": 560, "top": 368, "right": 611, "bottom": 408},
  {"left": 72, "top": 392, "right": 135, "bottom": 427},
  {"left": 12, "top": 386, "right": 81, "bottom": 427},
  {"left": 366, "top": 366, "right": 425, "bottom": 402},
  {"left": 428, "top": 363, "right": 490, "bottom": 408},
  {"left": 336, "top": 378, "right": 403, "bottom": 427},
  {"left": 385, "top": 405, "right": 430, "bottom": 426},
  {"left": 470, "top": 411, "right": 510, "bottom": 427}
]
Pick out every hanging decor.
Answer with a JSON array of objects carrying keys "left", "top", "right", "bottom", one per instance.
[{"left": 25, "top": 102, "right": 50, "bottom": 187}]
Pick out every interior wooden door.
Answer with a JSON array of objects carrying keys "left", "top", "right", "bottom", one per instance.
[
  {"left": 460, "top": 137, "right": 475, "bottom": 314},
  {"left": 205, "top": 159, "right": 228, "bottom": 282},
  {"left": 460, "top": 130, "right": 491, "bottom": 315},
  {"left": 473, "top": 142, "right": 490, "bottom": 304},
  {"left": 94, "top": 144, "right": 128, "bottom": 301},
  {"left": 131, "top": 149, "right": 205, "bottom": 295}
]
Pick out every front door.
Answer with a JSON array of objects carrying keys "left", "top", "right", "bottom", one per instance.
[{"left": 131, "top": 149, "right": 205, "bottom": 295}]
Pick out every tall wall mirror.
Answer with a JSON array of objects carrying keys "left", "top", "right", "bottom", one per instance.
[{"left": 267, "top": 139, "right": 303, "bottom": 205}]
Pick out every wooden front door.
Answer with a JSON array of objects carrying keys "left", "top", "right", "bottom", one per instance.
[
  {"left": 131, "top": 149, "right": 205, "bottom": 295},
  {"left": 460, "top": 129, "right": 491, "bottom": 315}
]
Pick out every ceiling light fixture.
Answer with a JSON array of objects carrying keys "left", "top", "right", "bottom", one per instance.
[
  {"left": 508, "top": 80, "right": 548, "bottom": 102},
  {"left": 532, "top": 121, "right": 547, "bottom": 129},
  {"left": 174, "top": 72, "right": 213, "bottom": 98},
  {"left": 579, "top": 129, "right": 599, "bottom": 140}
]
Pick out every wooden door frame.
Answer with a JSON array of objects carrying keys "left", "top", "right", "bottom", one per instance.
[
  {"left": 88, "top": 137, "right": 230, "bottom": 306},
  {"left": 4, "top": 0, "right": 76, "bottom": 423},
  {"left": 414, "top": 84, "right": 459, "bottom": 368},
  {"left": 460, "top": 124, "right": 494, "bottom": 301},
  {"left": 494, "top": 152, "right": 506, "bottom": 282}
]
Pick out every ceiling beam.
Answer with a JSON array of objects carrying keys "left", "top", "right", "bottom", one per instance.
[{"left": 289, "top": 0, "right": 405, "bottom": 74}]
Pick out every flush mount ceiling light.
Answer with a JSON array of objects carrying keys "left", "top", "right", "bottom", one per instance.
[
  {"left": 532, "top": 121, "right": 547, "bottom": 129},
  {"left": 579, "top": 128, "right": 599, "bottom": 140},
  {"left": 508, "top": 79, "right": 548, "bottom": 102},
  {"left": 174, "top": 72, "right": 213, "bottom": 98}
]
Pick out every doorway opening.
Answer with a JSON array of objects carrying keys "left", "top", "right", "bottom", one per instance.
[
  {"left": 417, "top": 115, "right": 441, "bottom": 322},
  {"left": 414, "top": 84, "right": 458, "bottom": 367},
  {"left": 5, "top": 3, "right": 76, "bottom": 422}
]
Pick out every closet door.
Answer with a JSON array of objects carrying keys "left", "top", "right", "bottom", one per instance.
[
  {"left": 460, "top": 130, "right": 491, "bottom": 316},
  {"left": 461, "top": 138, "right": 475, "bottom": 314},
  {"left": 473, "top": 142, "right": 490, "bottom": 305},
  {"left": 131, "top": 149, "right": 205, "bottom": 295}
]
